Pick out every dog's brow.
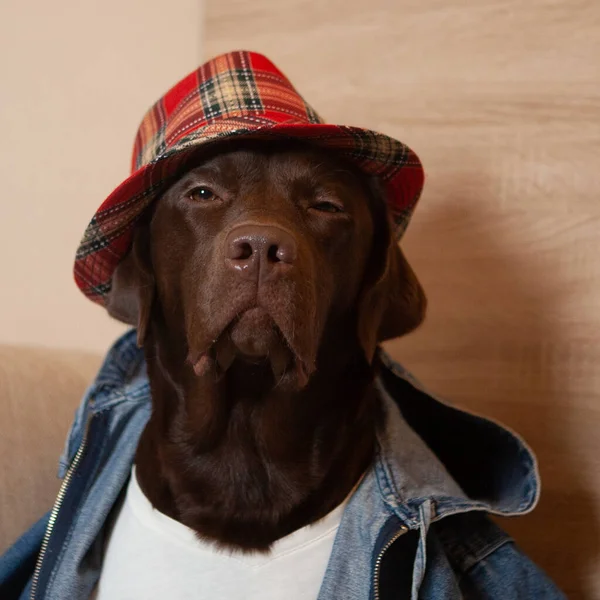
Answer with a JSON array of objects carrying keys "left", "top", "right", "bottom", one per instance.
[
  {"left": 319, "top": 166, "right": 361, "bottom": 186},
  {"left": 297, "top": 158, "right": 360, "bottom": 186},
  {"left": 177, "top": 166, "right": 226, "bottom": 188}
]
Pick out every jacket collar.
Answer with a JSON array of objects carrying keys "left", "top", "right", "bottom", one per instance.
[
  {"left": 374, "top": 350, "right": 539, "bottom": 523},
  {"left": 66, "top": 330, "right": 539, "bottom": 523}
]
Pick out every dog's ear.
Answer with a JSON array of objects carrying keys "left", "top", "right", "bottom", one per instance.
[
  {"left": 106, "top": 223, "right": 155, "bottom": 348},
  {"left": 357, "top": 181, "right": 427, "bottom": 362}
]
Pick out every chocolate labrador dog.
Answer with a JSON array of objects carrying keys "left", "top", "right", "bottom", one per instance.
[{"left": 107, "top": 139, "right": 426, "bottom": 551}]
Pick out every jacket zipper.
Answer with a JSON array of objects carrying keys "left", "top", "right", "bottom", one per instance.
[
  {"left": 30, "top": 416, "right": 91, "bottom": 600},
  {"left": 373, "top": 526, "right": 408, "bottom": 600}
]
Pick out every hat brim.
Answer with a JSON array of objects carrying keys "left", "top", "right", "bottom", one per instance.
[{"left": 74, "top": 123, "right": 424, "bottom": 306}]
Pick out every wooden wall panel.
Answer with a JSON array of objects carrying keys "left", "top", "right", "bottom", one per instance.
[{"left": 205, "top": 2, "right": 600, "bottom": 597}]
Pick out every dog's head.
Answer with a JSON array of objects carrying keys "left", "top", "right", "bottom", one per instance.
[{"left": 107, "top": 141, "right": 426, "bottom": 389}]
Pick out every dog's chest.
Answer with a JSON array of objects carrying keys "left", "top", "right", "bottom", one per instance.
[{"left": 92, "top": 467, "right": 345, "bottom": 599}]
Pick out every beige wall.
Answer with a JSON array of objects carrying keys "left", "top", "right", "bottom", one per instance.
[
  {"left": 0, "top": 0, "right": 202, "bottom": 351},
  {"left": 204, "top": 1, "right": 600, "bottom": 598}
]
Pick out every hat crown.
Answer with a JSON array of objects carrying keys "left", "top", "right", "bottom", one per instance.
[{"left": 131, "top": 51, "right": 324, "bottom": 172}]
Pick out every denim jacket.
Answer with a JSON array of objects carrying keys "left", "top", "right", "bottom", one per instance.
[{"left": 0, "top": 331, "right": 565, "bottom": 600}]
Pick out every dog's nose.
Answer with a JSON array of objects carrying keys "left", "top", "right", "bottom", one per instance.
[{"left": 225, "top": 225, "right": 297, "bottom": 281}]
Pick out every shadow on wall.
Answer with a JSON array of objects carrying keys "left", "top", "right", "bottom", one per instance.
[{"left": 387, "top": 183, "right": 599, "bottom": 600}]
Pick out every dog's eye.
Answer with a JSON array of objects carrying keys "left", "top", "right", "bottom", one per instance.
[
  {"left": 187, "top": 186, "right": 216, "bottom": 202},
  {"left": 311, "top": 201, "right": 344, "bottom": 213}
]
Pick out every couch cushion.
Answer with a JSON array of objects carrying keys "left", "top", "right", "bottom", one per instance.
[{"left": 0, "top": 345, "right": 101, "bottom": 554}]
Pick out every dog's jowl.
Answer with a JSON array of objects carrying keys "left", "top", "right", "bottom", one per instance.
[{"left": 0, "top": 51, "right": 564, "bottom": 600}]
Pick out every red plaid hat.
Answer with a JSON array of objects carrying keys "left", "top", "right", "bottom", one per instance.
[{"left": 74, "top": 50, "right": 424, "bottom": 306}]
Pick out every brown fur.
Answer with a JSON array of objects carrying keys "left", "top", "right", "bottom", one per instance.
[{"left": 107, "top": 140, "right": 426, "bottom": 552}]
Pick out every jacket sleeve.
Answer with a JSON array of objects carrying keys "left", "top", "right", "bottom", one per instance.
[
  {"left": 0, "top": 511, "right": 49, "bottom": 600},
  {"left": 458, "top": 539, "right": 566, "bottom": 599}
]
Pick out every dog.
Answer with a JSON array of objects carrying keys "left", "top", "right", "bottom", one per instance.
[
  {"left": 106, "top": 139, "right": 426, "bottom": 552},
  {"left": 0, "top": 50, "right": 562, "bottom": 600}
]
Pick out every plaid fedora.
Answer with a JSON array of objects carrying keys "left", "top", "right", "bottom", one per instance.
[{"left": 74, "top": 50, "right": 424, "bottom": 306}]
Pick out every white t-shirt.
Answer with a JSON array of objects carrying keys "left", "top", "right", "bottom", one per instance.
[{"left": 94, "top": 467, "right": 346, "bottom": 600}]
